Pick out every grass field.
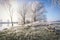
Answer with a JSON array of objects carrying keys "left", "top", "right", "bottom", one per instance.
[{"left": 0, "top": 25, "right": 60, "bottom": 40}]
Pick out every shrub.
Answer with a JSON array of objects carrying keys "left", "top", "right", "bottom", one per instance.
[{"left": 0, "top": 26, "right": 59, "bottom": 40}]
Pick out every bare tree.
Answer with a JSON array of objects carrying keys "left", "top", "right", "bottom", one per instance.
[
  {"left": 22, "top": 3, "right": 27, "bottom": 24},
  {"left": 18, "top": 1, "right": 46, "bottom": 25},
  {"left": 9, "top": 4, "right": 13, "bottom": 26},
  {"left": 0, "top": 0, "right": 13, "bottom": 26},
  {"left": 52, "top": 0, "right": 60, "bottom": 7},
  {"left": 7, "top": 0, "right": 14, "bottom": 26},
  {"left": 18, "top": 3, "right": 27, "bottom": 25},
  {"left": 31, "top": 1, "right": 46, "bottom": 22}
]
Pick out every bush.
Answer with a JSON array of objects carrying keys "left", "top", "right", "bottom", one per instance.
[{"left": 0, "top": 26, "right": 59, "bottom": 40}]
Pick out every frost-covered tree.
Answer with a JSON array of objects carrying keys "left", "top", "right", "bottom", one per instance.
[
  {"left": 27, "top": 1, "right": 47, "bottom": 22},
  {"left": 51, "top": 0, "right": 60, "bottom": 7},
  {"left": 0, "top": 0, "right": 19, "bottom": 26},
  {"left": 19, "top": 1, "right": 47, "bottom": 24},
  {"left": 46, "top": 0, "right": 60, "bottom": 7},
  {"left": 18, "top": 3, "right": 27, "bottom": 25},
  {"left": 32, "top": 1, "right": 45, "bottom": 21},
  {"left": 0, "top": 0, "right": 13, "bottom": 26}
]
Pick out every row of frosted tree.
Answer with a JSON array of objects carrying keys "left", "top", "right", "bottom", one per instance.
[{"left": 0, "top": 0, "right": 47, "bottom": 26}]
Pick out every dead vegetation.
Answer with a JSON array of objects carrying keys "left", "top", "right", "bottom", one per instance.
[{"left": 0, "top": 25, "right": 58, "bottom": 40}]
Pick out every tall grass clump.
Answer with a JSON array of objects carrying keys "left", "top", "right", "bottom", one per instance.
[{"left": 0, "top": 26, "right": 59, "bottom": 40}]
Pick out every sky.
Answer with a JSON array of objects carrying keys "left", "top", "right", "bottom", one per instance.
[
  {"left": 39, "top": 0, "right": 60, "bottom": 21},
  {"left": 0, "top": 0, "right": 60, "bottom": 22},
  {"left": 17, "top": 0, "right": 60, "bottom": 21},
  {"left": 0, "top": 0, "right": 60, "bottom": 30}
]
